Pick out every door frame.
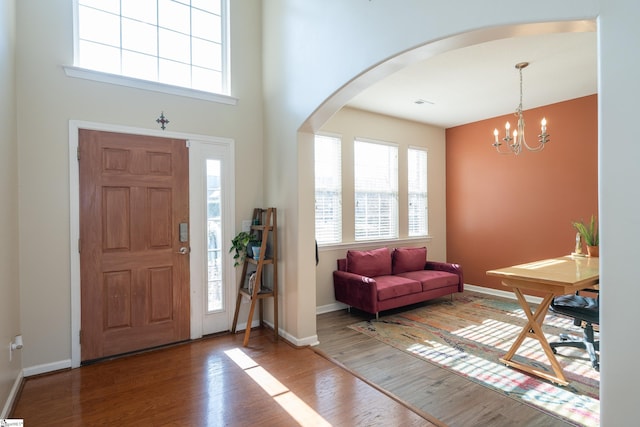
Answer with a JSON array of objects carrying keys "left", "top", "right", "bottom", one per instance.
[
  {"left": 188, "top": 139, "right": 236, "bottom": 337},
  {"left": 69, "top": 120, "right": 236, "bottom": 368}
]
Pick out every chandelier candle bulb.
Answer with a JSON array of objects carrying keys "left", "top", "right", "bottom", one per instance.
[
  {"left": 494, "top": 129, "right": 499, "bottom": 142},
  {"left": 541, "top": 117, "right": 547, "bottom": 132}
]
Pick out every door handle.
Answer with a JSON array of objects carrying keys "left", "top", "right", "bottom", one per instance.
[{"left": 177, "top": 247, "right": 190, "bottom": 255}]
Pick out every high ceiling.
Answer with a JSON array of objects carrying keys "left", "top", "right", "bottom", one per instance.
[{"left": 345, "top": 31, "right": 597, "bottom": 129}]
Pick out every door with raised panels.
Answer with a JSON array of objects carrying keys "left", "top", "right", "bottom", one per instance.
[{"left": 79, "top": 129, "right": 190, "bottom": 362}]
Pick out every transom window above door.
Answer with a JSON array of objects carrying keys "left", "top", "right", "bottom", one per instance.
[{"left": 69, "top": 0, "right": 232, "bottom": 103}]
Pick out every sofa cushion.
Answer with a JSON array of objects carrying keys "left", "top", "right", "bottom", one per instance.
[
  {"left": 374, "top": 275, "right": 422, "bottom": 301},
  {"left": 346, "top": 247, "right": 392, "bottom": 277},
  {"left": 392, "top": 246, "right": 427, "bottom": 274},
  {"left": 396, "top": 270, "right": 459, "bottom": 291}
]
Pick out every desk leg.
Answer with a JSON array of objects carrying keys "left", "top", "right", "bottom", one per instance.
[{"left": 499, "top": 287, "right": 569, "bottom": 386}]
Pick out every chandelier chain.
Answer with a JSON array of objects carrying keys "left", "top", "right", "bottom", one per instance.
[{"left": 491, "top": 62, "right": 550, "bottom": 155}]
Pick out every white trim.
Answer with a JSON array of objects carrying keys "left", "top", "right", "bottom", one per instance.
[
  {"left": 63, "top": 66, "right": 239, "bottom": 105},
  {"left": 23, "top": 360, "right": 72, "bottom": 378},
  {"left": 188, "top": 139, "right": 236, "bottom": 338},
  {"left": 0, "top": 370, "right": 23, "bottom": 418},
  {"left": 278, "top": 327, "right": 320, "bottom": 347},
  {"left": 318, "top": 236, "right": 432, "bottom": 252},
  {"left": 69, "top": 120, "right": 235, "bottom": 368},
  {"left": 355, "top": 136, "right": 400, "bottom": 149},
  {"left": 316, "top": 302, "right": 348, "bottom": 315},
  {"left": 464, "top": 284, "right": 543, "bottom": 305}
]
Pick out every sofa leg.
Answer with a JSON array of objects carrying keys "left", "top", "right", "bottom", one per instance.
[
  {"left": 347, "top": 306, "right": 351, "bottom": 313},
  {"left": 375, "top": 312, "right": 379, "bottom": 320}
]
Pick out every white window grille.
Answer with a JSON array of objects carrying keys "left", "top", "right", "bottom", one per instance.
[
  {"left": 314, "top": 134, "right": 342, "bottom": 244},
  {"left": 408, "top": 147, "right": 428, "bottom": 236},
  {"left": 354, "top": 139, "right": 398, "bottom": 241},
  {"left": 74, "top": 0, "right": 229, "bottom": 95}
]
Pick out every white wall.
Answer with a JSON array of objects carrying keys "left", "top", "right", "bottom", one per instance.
[
  {"left": 15, "top": 0, "right": 264, "bottom": 369},
  {"left": 0, "top": 0, "right": 20, "bottom": 415},
  {"left": 315, "top": 107, "right": 447, "bottom": 309},
  {"left": 262, "top": 0, "right": 640, "bottom": 424},
  {"left": 597, "top": 1, "right": 640, "bottom": 422}
]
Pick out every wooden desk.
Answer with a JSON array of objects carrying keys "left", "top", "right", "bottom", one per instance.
[{"left": 486, "top": 256, "right": 599, "bottom": 385}]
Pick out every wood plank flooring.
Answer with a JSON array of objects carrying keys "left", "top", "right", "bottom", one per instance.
[
  {"left": 11, "top": 292, "right": 590, "bottom": 426},
  {"left": 314, "top": 294, "right": 576, "bottom": 427},
  {"left": 10, "top": 328, "right": 433, "bottom": 427}
]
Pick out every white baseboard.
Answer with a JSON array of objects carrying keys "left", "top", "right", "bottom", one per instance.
[
  {"left": 464, "top": 284, "right": 543, "bottom": 304},
  {"left": 314, "top": 284, "right": 543, "bottom": 317},
  {"left": 261, "top": 320, "right": 320, "bottom": 347},
  {"left": 1, "top": 370, "right": 23, "bottom": 418},
  {"left": 232, "top": 319, "right": 261, "bottom": 334},
  {"left": 23, "top": 359, "right": 72, "bottom": 378},
  {"left": 280, "top": 329, "right": 320, "bottom": 347},
  {"left": 316, "top": 302, "right": 348, "bottom": 315}
]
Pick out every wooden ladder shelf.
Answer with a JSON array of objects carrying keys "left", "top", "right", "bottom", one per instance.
[{"left": 231, "top": 207, "right": 278, "bottom": 346}]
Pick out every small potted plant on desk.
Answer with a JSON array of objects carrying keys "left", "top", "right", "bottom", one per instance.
[
  {"left": 230, "top": 231, "right": 260, "bottom": 267},
  {"left": 572, "top": 215, "right": 599, "bottom": 257}
]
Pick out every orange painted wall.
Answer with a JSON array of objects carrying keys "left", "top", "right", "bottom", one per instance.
[{"left": 445, "top": 95, "right": 597, "bottom": 293}]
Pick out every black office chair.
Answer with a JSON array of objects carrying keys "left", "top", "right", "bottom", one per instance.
[{"left": 549, "top": 291, "right": 600, "bottom": 371}]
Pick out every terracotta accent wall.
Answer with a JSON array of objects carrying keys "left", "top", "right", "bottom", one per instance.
[{"left": 446, "top": 95, "right": 597, "bottom": 294}]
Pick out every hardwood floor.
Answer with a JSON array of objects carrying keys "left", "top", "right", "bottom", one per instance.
[
  {"left": 10, "top": 328, "right": 433, "bottom": 427},
  {"left": 314, "top": 295, "right": 575, "bottom": 427},
  {"left": 11, "top": 292, "right": 588, "bottom": 426}
]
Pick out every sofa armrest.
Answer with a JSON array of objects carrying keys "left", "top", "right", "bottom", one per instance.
[
  {"left": 424, "top": 261, "right": 464, "bottom": 292},
  {"left": 333, "top": 270, "right": 378, "bottom": 314}
]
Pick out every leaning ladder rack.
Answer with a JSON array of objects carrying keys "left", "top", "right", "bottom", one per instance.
[{"left": 231, "top": 207, "right": 278, "bottom": 346}]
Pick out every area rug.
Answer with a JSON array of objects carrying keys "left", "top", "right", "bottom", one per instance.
[{"left": 348, "top": 293, "right": 600, "bottom": 427}]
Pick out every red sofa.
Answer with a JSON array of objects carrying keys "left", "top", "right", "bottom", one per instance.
[{"left": 333, "top": 246, "right": 463, "bottom": 318}]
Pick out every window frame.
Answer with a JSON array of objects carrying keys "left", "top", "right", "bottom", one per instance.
[
  {"left": 66, "top": 0, "right": 236, "bottom": 105},
  {"left": 353, "top": 137, "right": 399, "bottom": 242},
  {"left": 314, "top": 133, "right": 343, "bottom": 245},
  {"left": 407, "top": 146, "right": 428, "bottom": 237}
]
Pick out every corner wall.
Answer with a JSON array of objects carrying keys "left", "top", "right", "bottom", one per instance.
[
  {"left": 446, "top": 95, "right": 598, "bottom": 293},
  {"left": 0, "top": 0, "right": 21, "bottom": 415}
]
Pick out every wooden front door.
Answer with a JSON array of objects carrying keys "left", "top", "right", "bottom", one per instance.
[{"left": 79, "top": 129, "right": 190, "bottom": 362}]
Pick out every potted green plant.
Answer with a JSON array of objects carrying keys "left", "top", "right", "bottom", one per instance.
[
  {"left": 229, "top": 231, "right": 260, "bottom": 266},
  {"left": 572, "top": 215, "right": 599, "bottom": 257}
]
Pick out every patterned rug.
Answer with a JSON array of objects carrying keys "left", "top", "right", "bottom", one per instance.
[{"left": 349, "top": 293, "right": 599, "bottom": 426}]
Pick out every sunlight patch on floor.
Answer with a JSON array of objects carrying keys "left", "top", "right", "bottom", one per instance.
[
  {"left": 224, "top": 348, "right": 332, "bottom": 427},
  {"left": 405, "top": 340, "right": 599, "bottom": 426}
]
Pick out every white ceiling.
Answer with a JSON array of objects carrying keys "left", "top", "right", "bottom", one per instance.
[{"left": 345, "top": 31, "right": 597, "bottom": 129}]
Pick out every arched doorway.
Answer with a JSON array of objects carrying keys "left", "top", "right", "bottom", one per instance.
[{"left": 302, "top": 19, "right": 597, "bottom": 331}]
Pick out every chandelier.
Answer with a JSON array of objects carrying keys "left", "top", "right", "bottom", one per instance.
[{"left": 492, "top": 62, "right": 550, "bottom": 155}]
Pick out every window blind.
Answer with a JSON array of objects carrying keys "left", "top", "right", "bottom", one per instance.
[
  {"left": 408, "top": 148, "right": 428, "bottom": 236},
  {"left": 314, "top": 135, "right": 342, "bottom": 244},
  {"left": 354, "top": 139, "right": 398, "bottom": 241}
]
